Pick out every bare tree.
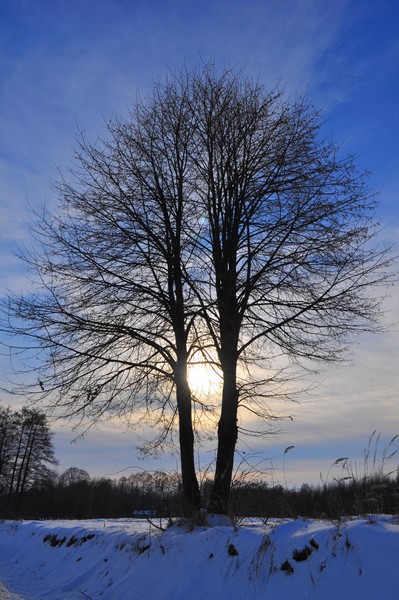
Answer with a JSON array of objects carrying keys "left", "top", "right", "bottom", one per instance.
[
  {"left": 0, "top": 406, "right": 16, "bottom": 493},
  {"left": 4, "top": 64, "right": 391, "bottom": 516},
  {"left": 59, "top": 467, "right": 91, "bottom": 486},
  {"left": 186, "top": 67, "right": 391, "bottom": 512},
  {"left": 0, "top": 407, "right": 58, "bottom": 506},
  {"left": 5, "top": 78, "right": 203, "bottom": 515}
]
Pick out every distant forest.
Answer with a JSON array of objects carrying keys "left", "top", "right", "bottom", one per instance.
[{"left": 1, "top": 467, "right": 399, "bottom": 520}]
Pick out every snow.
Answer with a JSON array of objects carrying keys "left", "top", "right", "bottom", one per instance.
[{"left": 0, "top": 516, "right": 398, "bottom": 599}]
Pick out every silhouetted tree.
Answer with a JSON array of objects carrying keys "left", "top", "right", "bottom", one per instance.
[
  {"left": 0, "top": 406, "right": 57, "bottom": 507},
  {"left": 4, "top": 64, "right": 390, "bottom": 515},
  {"left": 0, "top": 406, "right": 17, "bottom": 493},
  {"left": 59, "top": 467, "right": 91, "bottom": 486},
  {"left": 183, "top": 67, "right": 390, "bottom": 512}
]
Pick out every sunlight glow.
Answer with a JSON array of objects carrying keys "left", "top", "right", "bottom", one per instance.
[{"left": 188, "top": 360, "right": 222, "bottom": 399}]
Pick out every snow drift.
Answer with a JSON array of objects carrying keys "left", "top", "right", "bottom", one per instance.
[{"left": 0, "top": 516, "right": 398, "bottom": 599}]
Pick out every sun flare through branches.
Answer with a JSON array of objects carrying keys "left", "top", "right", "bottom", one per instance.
[{"left": 188, "top": 358, "right": 222, "bottom": 400}]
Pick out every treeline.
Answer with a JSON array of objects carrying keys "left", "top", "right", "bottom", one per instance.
[
  {"left": 1, "top": 406, "right": 397, "bottom": 520},
  {"left": 0, "top": 469, "right": 184, "bottom": 519},
  {"left": 3, "top": 467, "right": 399, "bottom": 520},
  {"left": 230, "top": 477, "right": 399, "bottom": 519}
]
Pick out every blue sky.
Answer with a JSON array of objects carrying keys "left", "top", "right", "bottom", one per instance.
[{"left": 0, "top": 0, "right": 398, "bottom": 486}]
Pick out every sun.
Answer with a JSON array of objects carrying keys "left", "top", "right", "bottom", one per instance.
[{"left": 188, "top": 360, "right": 221, "bottom": 399}]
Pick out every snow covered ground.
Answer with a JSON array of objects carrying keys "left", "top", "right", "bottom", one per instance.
[{"left": 0, "top": 516, "right": 398, "bottom": 599}]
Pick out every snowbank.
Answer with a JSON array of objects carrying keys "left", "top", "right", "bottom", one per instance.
[{"left": 0, "top": 516, "right": 398, "bottom": 599}]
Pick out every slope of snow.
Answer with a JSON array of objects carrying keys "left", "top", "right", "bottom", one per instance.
[{"left": 0, "top": 516, "right": 398, "bottom": 599}]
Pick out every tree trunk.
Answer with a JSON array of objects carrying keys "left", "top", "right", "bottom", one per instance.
[
  {"left": 209, "top": 359, "right": 239, "bottom": 514},
  {"left": 175, "top": 370, "right": 201, "bottom": 516},
  {"left": 17, "top": 426, "right": 37, "bottom": 506},
  {"left": 8, "top": 423, "right": 24, "bottom": 499}
]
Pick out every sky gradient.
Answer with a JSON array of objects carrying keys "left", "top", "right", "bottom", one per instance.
[{"left": 1, "top": 0, "right": 398, "bottom": 487}]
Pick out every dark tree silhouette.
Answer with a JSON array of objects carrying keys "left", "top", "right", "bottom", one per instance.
[
  {"left": 0, "top": 406, "right": 16, "bottom": 493},
  {"left": 59, "top": 467, "right": 91, "bottom": 486},
  {"left": 185, "top": 68, "right": 391, "bottom": 512},
  {"left": 4, "top": 64, "right": 390, "bottom": 515},
  {"left": 0, "top": 406, "right": 57, "bottom": 507},
  {"left": 5, "top": 80, "right": 202, "bottom": 514}
]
